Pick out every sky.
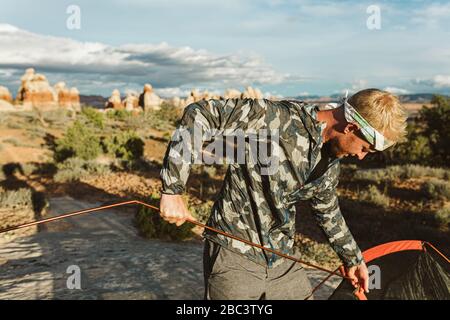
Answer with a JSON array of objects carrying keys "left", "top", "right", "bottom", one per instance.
[{"left": 0, "top": 0, "right": 449, "bottom": 97}]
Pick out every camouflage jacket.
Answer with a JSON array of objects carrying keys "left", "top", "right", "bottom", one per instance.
[{"left": 160, "top": 98, "right": 364, "bottom": 268}]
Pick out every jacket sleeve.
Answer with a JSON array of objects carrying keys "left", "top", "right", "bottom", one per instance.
[
  {"left": 309, "top": 165, "right": 364, "bottom": 267},
  {"left": 160, "top": 98, "right": 268, "bottom": 195}
]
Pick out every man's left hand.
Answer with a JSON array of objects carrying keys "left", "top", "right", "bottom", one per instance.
[{"left": 345, "top": 261, "right": 369, "bottom": 293}]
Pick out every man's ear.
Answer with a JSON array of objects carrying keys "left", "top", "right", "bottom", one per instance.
[{"left": 343, "top": 122, "right": 360, "bottom": 134}]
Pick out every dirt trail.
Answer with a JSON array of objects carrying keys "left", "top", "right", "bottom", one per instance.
[{"left": 0, "top": 196, "right": 341, "bottom": 300}]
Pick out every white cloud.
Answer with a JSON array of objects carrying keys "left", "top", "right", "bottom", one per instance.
[
  {"left": 383, "top": 86, "right": 410, "bottom": 95},
  {"left": 0, "top": 24, "right": 292, "bottom": 94},
  {"left": 412, "top": 3, "right": 450, "bottom": 28},
  {"left": 351, "top": 79, "right": 368, "bottom": 91},
  {"left": 154, "top": 87, "right": 191, "bottom": 98},
  {"left": 414, "top": 75, "right": 450, "bottom": 89}
]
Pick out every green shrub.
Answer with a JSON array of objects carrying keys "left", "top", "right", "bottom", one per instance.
[
  {"left": 135, "top": 196, "right": 194, "bottom": 241},
  {"left": 353, "top": 165, "right": 449, "bottom": 183},
  {"left": 3, "top": 138, "right": 20, "bottom": 146},
  {"left": 421, "top": 178, "right": 450, "bottom": 201},
  {"left": 106, "top": 109, "right": 129, "bottom": 121},
  {"left": 420, "top": 96, "right": 450, "bottom": 165},
  {"left": 0, "top": 187, "right": 33, "bottom": 208},
  {"left": 189, "top": 201, "right": 213, "bottom": 224},
  {"left": 54, "top": 158, "right": 111, "bottom": 183},
  {"left": 359, "top": 184, "right": 390, "bottom": 208},
  {"left": 81, "top": 107, "right": 104, "bottom": 129},
  {"left": 103, "top": 130, "right": 144, "bottom": 161},
  {"left": 354, "top": 168, "right": 393, "bottom": 183},
  {"left": 54, "top": 120, "right": 102, "bottom": 162},
  {"left": 294, "top": 236, "right": 340, "bottom": 268},
  {"left": 434, "top": 207, "right": 450, "bottom": 228},
  {"left": 387, "top": 129, "right": 432, "bottom": 165},
  {"left": 387, "top": 95, "right": 450, "bottom": 167},
  {"left": 21, "top": 163, "right": 37, "bottom": 176},
  {"left": 402, "top": 165, "right": 449, "bottom": 180},
  {"left": 144, "top": 102, "right": 182, "bottom": 131},
  {"left": 42, "top": 109, "right": 70, "bottom": 127}
]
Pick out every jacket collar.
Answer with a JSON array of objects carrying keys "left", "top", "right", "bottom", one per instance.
[{"left": 301, "top": 103, "right": 327, "bottom": 146}]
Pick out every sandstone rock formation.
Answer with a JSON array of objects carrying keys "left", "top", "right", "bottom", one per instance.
[
  {"left": 183, "top": 89, "right": 220, "bottom": 107},
  {"left": 169, "top": 96, "right": 186, "bottom": 109},
  {"left": 223, "top": 88, "right": 242, "bottom": 99},
  {"left": 0, "top": 86, "right": 13, "bottom": 103},
  {"left": 54, "top": 82, "right": 81, "bottom": 111},
  {"left": 14, "top": 68, "right": 80, "bottom": 110},
  {"left": 123, "top": 90, "right": 140, "bottom": 112},
  {"left": 16, "top": 68, "right": 57, "bottom": 110},
  {"left": 105, "top": 89, "right": 123, "bottom": 110},
  {"left": 0, "top": 99, "right": 16, "bottom": 111},
  {"left": 139, "top": 84, "right": 162, "bottom": 111},
  {"left": 242, "top": 86, "right": 263, "bottom": 99}
]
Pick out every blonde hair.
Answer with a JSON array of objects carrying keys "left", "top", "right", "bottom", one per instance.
[{"left": 348, "top": 88, "right": 408, "bottom": 143}]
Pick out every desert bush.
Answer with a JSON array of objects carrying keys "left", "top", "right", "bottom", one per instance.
[
  {"left": 21, "top": 163, "right": 37, "bottom": 176},
  {"left": 421, "top": 178, "right": 450, "bottom": 201},
  {"left": 135, "top": 195, "right": 194, "bottom": 241},
  {"left": 26, "top": 126, "right": 47, "bottom": 139},
  {"left": 6, "top": 123, "right": 26, "bottom": 130},
  {"left": 294, "top": 235, "right": 340, "bottom": 269},
  {"left": 420, "top": 96, "right": 450, "bottom": 165},
  {"left": 103, "top": 130, "right": 144, "bottom": 161},
  {"left": 434, "top": 207, "right": 450, "bottom": 228},
  {"left": 353, "top": 165, "right": 449, "bottom": 183},
  {"left": 42, "top": 109, "right": 70, "bottom": 124},
  {"left": 54, "top": 120, "right": 102, "bottom": 162},
  {"left": 0, "top": 187, "right": 33, "bottom": 208},
  {"left": 144, "top": 102, "right": 182, "bottom": 131},
  {"left": 81, "top": 107, "right": 104, "bottom": 129},
  {"left": 54, "top": 157, "right": 111, "bottom": 183},
  {"left": 106, "top": 109, "right": 129, "bottom": 121},
  {"left": 359, "top": 184, "right": 390, "bottom": 208},
  {"left": 354, "top": 168, "right": 393, "bottom": 183},
  {"left": 3, "top": 138, "right": 20, "bottom": 147},
  {"left": 189, "top": 200, "right": 213, "bottom": 224},
  {"left": 386, "top": 129, "right": 432, "bottom": 165},
  {"left": 401, "top": 165, "right": 449, "bottom": 180},
  {"left": 387, "top": 95, "right": 450, "bottom": 167}
]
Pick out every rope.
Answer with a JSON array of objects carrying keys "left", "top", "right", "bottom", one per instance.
[
  {"left": 424, "top": 241, "right": 450, "bottom": 264},
  {"left": 0, "top": 199, "right": 350, "bottom": 287}
]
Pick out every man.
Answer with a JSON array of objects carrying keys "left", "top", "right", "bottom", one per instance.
[{"left": 159, "top": 89, "right": 407, "bottom": 299}]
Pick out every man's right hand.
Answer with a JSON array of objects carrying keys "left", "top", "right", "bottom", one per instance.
[{"left": 159, "top": 193, "right": 196, "bottom": 226}]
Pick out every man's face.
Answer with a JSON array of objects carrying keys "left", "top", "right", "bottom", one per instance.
[{"left": 327, "top": 123, "right": 377, "bottom": 160}]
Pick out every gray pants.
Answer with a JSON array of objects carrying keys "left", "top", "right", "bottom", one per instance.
[{"left": 203, "top": 239, "right": 313, "bottom": 300}]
